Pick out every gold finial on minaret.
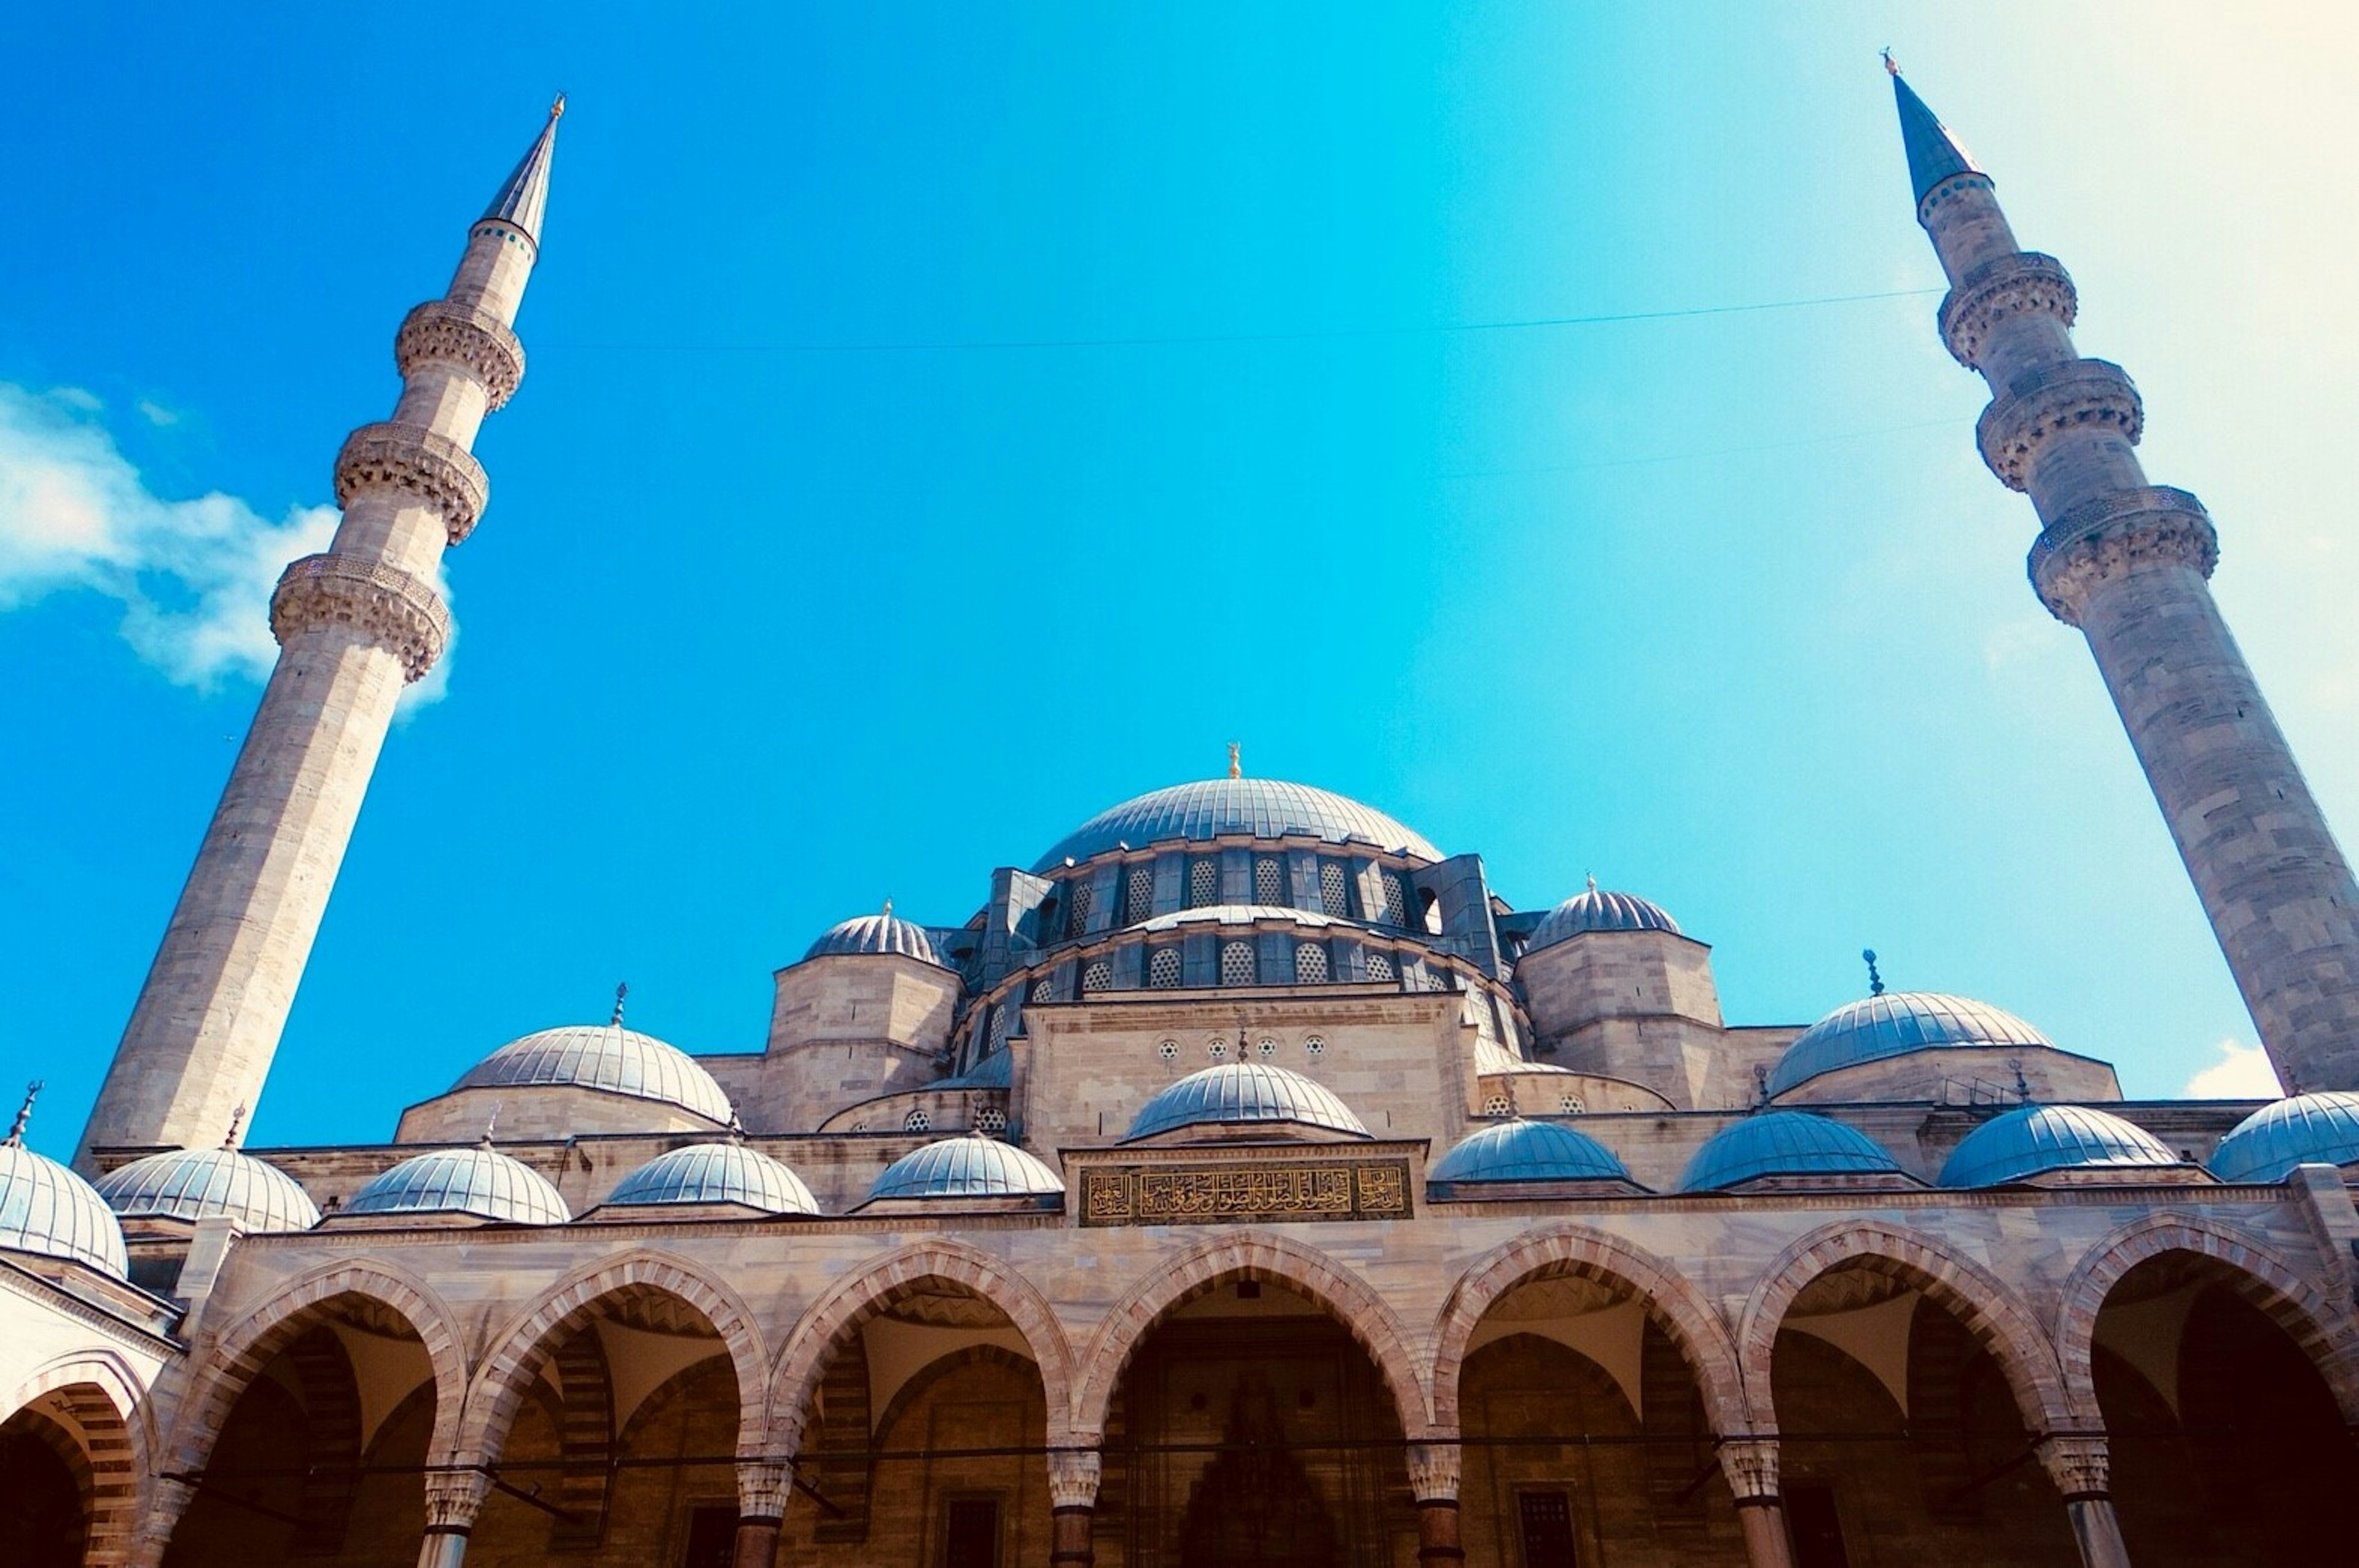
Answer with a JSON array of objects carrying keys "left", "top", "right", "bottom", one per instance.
[
  {"left": 6, "top": 1081, "right": 40, "bottom": 1146},
  {"left": 223, "top": 1103, "right": 248, "bottom": 1150},
  {"left": 610, "top": 981, "right": 628, "bottom": 1028},
  {"left": 550, "top": 92, "right": 567, "bottom": 119},
  {"left": 1882, "top": 49, "right": 1901, "bottom": 77},
  {"left": 1227, "top": 741, "right": 1242, "bottom": 779}
]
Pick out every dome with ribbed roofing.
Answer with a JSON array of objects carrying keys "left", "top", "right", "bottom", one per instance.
[
  {"left": 804, "top": 911, "right": 942, "bottom": 965},
  {"left": 1133, "top": 905, "right": 1345, "bottom": 935},
  {"left": 0, "top": 1137, "right": 128, "bottom": 1277},
  {"left": 95, "top": 1144, "right": 321, "bottom": 1233},
  {"left": 1127, "top": 1063, "right": 1371, "bottom": 1142},
  {"left": 1680, "top": 1112, "right": 1906, "bottom": 1193},
  {"left": 1428, "top": 1120, "right": 1634, "bottom": 1186},
  {"left": 1767, "top": 992, "right": 2054, "bottom": 1099},
  {"left": 1033, "top": 778, "right": 1441, "bottom": 872},
  {"left": 1527, "top": 887, "right": 1681, "bottom": 952},
  {"left": 343, "top": 1145, "right": 571, "bottom": 1225},
  {"left": 454, "top": 1022, "right": 733, "bottom": 1126},
  {"left": 2208, "top": 1093, "right": 2359, "bottom": 1184},
  {"left": 864, "top": 1136, "right": 1064, "bottom": 1204},
  {"left": 1939, "top": 1105, "right": 2185, "bottom": 1188},
  {"left": 602, "top": 1142, "right": 818, "bottom": 1215}
]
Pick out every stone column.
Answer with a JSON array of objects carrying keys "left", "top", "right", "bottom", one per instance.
[
  {"left": 1719, "top": 1437, "right": 1796, "bottom": 1568},
  {"left": 123, "top": 1476, "right": 198, "bottom": 1568},
  {"left": 416, "top": 1470, "right": 489, "bottom": 1568},
  {"left": 2038, "top": 1435, "right": 2131, "bottom": 1568},
  {"left": 732, "top": 1458, "right": 792, "bottom": 1568},
  {"left": 1406, "top": 1441, "right": 1465, "bottom": 1564},
  {"left": 1048, "top": 1447, "right": 1103, "bottom": 1566}
]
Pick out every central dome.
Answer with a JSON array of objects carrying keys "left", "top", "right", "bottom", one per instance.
[{"left": 1033, "top": 778, "right": 1442, "bottom": 873}]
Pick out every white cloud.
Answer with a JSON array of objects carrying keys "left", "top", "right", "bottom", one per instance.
[
  {"left": 2182, "top": 1037, "right": 2283, "bottom": 1099},
  {"left": 0, "top": 381, "right": 451, "bottom": 706}
]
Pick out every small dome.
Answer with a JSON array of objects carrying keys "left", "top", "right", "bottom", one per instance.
[
  {"left": 1680, "top": 1112, "right": 1904, "bottom": 1192},
  {"left": 1527, "top": 888, "right": 1681, "bottom": 952},
  {"left": 1127, "top": 1063, "right": 1370, "bottom": 1142},
  {"left": 1939, "top": 1105, "right": 2183, "bottom": 1188},
  {"left": 95, "top": 1145, "right": 321, "bottom": 1233},
  {"left": 455, "top": 1023, "right": 733, "bottom": 1125},
  {"left": 1429, "top": 1120, "right": 1633, "bottom": 1185},
  {"left": 603, "top": 1142, "right": 818, "bottom": 1214},
  {"left": 2209, "top": 1092, "right": 2359, "bottom": 1183},
  {"left": 865, "top": 1135, "right": 1064, "bottom": 1203},
  {"left": 804, "top": 912, "right": 942, "bottom": 965},
  {"left": 344, "top": 1145, "right": 571, "bottom": 1225},
  {"left": 1768, "top": 992, "right": 2054, "bottom": 1098},
  {"left": 0, "top": 1140, "right": 128, "bottom": 1277},
  {"left": 1033, "top": 777, "right": 1442, "bottom": 872}
]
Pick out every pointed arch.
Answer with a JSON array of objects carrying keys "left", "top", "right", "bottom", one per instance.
[
  {"left": 2, "top": 1351, "right": 154, "bottom": 1568},
  {"left": 1073, "top": 1230, "right": 1431, "bottom": 1440},
  {"left": 2054, "top": 1211, "right": 2359, "bottom": 1425},
  {"left": 766, "top": 1238, "right": 1079, "bottom": 1454},
  {"left": 1430, "top": 1223, "right": 1750, "bottom": 1436},
  {"left": 453, "top": 1249, "right": 769, "bottom": 1467},
  {"left": 1738, "top": 1219, "right": 2071, "bottom": 1435}
]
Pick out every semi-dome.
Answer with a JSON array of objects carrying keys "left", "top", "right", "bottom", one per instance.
[
  {"left": 454, "top": 1022, "right": 734, "bottom": 1125},
  {"left": 1680, "top": 1112, "right": 1905, "bottom": 1192},
  {"left": 804, "top": 911, "right": 942, "bottom": 966},
  {"left": 1767, "top": 991, "right": 2054, "bottom": 1098},
  {"left": 1033, "top": 778, "right": 1442, "bottom": 872},
  {"left": 1126, "top": 1063, "right": 1370, "bottom": 1142},
  {"left": 343, "top": 1145, "right": 572, "bottom": 1225},
  {"left": 603, "top": 1141, "right": 819, "bottom": 1214},
  {"left": 1527, "top": 887, "right": 1681, "bottom": 952},
  {"left": 2208, "top": 1092, "right": 2359, "bottom": 1184},
  {"left": 0, "top": 1136, "right": 128, "bottom": 1277},
  {"left": 864, "top": 1135, "right": 1064, "bottom": 1204},
  {"left": 1939, "top": 1104, "right": 2183, "bottom": 1188},
  {"left": 95, "top": 1144, "right": 321, "bottom": 1233},
  {"left": 1428, "top": 1119, "right": 1633, "bottom": 1185}
]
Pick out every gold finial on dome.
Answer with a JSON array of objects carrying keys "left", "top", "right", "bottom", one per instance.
[
  {"left": 611, "top": 981, "right": 628, "bottom": 1027},
  {"left": 6, "top": 1080, "right": 39, "bottom": 1146},
  {"left": 1586, "top": 873, "right": 1597, "bottom": 895},
  {"left": 482, "top": 1101, "right": 503, "bottom": 1147},
  {"left": 223, "top": 1103, "right": 248, "bottom": 1150},
  {"left": 1227, "top": 741, "right": 1242, "bottom": 779},
  {"left": 883, "top": 897, "right": 894, "bottom": 919}
]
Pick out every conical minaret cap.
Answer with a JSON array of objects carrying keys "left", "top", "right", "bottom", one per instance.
[
  {"left": 482, "top": 95, "right": 563, "bottom": 245},
  {"left": 1888, "top": 61, "right": 1982, "bottom": 203}
]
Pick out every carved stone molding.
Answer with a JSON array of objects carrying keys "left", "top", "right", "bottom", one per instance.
[
  {"left": 396, "top": 300, "right": 526, "bottom": 410},
  {"left": 2035, "top": 1433, "right": 2112, "bottom": 1501},
  {"left": 1406, "top": 1441, "right": 1461, "bottom": 1502},
  {"left": 2028, "top": 486, "right": 2219, "bottom": 625},
  {"left": 421, "top": 1469, "right": 491, "bottom": 1531},
  {"left": 332, "top": 421, "right": 490, "bottom": 544},
  {"left": 1939, "top": 251, "right": 2076, "bottom": 369},
  {"left": 1917, "top": 168, "right": 1995, "bottom": 227},
  {"left": 270, "top": 553, "right": 452, "bottom": 681},
  {"left": 735, "top": 1458, "right": 794, "bottom": 1520},
  {"left": 1976, "top": 359, "right": 2142, "bottom": 492},
  {"left": 1716, "top": 1436, "right": 1780, "bottom": 1502},
  {"left": 1047, "top": 1447, "right": 1104, "bottom": 1510}
]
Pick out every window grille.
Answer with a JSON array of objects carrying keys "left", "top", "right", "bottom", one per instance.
[
  {"left": 1254, "top": 857, "right": 1283, "bottom": 905},
  {"left": 1381, "top": 872, "right": 1409, "bottom": 926},
  {"left": 1294, "top": 943, "right": 1329, "bottom": 984},
  {"left": 976, "top": 1107, "right": 1008, "bottom": 1135},
  {"left": 1189, "top": 859, "right": 1219, "bottom": 908},
  {"left": 1030, "top": 977, "right": 1054, "bottom": 1003},
  {"left": 1425, "top": 970, "right": 1450, "bottom": 991},
  {"left": 1148, "top": 948, "right": 1183, "bottom": 988},
  {"left": 1256, "top": 1036, "right": 1278, "bottom": 1058},
  {"left": 1157, "top": 1039, "right": 1180, "bottom": 1062},
  {"left": 1366, "top": 952, "right": 1396, "bottom": 983},
  {"left": 1066, "top": 883, "right": 1094, "bottom": 938},
  {"left": 1560, "top": 1094, "right": 1586, "bottom": 1115},
  {"left": 1209, "top": 1039, "right": 1229, "bottom": 1061},
  {"left": 1125, "top": 865, "right": 1155, "bottom": 924},
  {"left": 904, "top": 1109, "right": 930, "bottom": 1133},
  {"left": 988, "top": 1005, "right": 1012, "bottom": 1051},
  {"left": 1304, "top": 1036, "right": 1326, "bottom": 1058},
  {"left": 1081, "top": 959, "right": 1112, "bottom": 993},
  {"left": 1320, "top": 862, "right": 1350, "bottom": 917},
  {"left": 1482, "top": 1094, "right": 1512, "bottom": 1117},
  {"left": 1219, "top": 940, "right": 1256, "bottom": 986}
]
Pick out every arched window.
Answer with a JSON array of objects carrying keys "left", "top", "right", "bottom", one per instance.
[
  {"left": 1189, "top": 859, "right": 1220, "bottom": 909},
  {"left": 1254, "top": 856, "right": 1284, "bottom": 905},
  {"left": 1482, "top": 1093, "right": 1512, "bottom": 1117},
  {"left": 976, "top": 1106, "right": 1008, "bottom": 1136},
  {"left": 1320, "top": 862, "right": 1350, "bottom": 918},
  {"left": 1125, "top": 865, "right": 1155, "bottom": 924},
  {"left": 1381, "top": 871, "right": 1409, "bottom": 927},
  {"left": 1081, "top": 959, "right": 1113, "bottom": 993},
  {"left": 1148, "top": 948, "right": 1183, "bottom": 988},
  {"left": 1029, "top": 976, "right": 1055, "bottom": 1003},
  {"left": 988, "top": 1005, "right": 1013, "bottom": 1052},
  {"left": 1066, "top": 883, "right": 1095, "bottom": 938},
  {"left": 1294, "top": 943, "right": 1329, "bottom": 983},
  {"left": 1219, "top": 940, "right": 1256, "bottom": 986},
  {"left": 904, "top": 1109, "right": 931, "bottom": 1133},
  {"left": 1366, "top": 951, "right": 1396, "bottom": 983}
]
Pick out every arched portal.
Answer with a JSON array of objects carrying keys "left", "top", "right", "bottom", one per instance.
[
  {"left": 1, "top": 1359, "right": 147, "bottom": 1568},
  {"left": 2, "top": 1405, "right": 95, "bottom": 1567}
]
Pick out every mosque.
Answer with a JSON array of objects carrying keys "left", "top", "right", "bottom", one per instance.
[{"left": 8, "top": 64, "right": 2359, "bottom": 1568}]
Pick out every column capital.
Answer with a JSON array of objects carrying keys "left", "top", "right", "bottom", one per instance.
[
  {"left": 270, "top": 552, "right": 452, "bottom": 681},
  {"left": 1940, "top": 251, "right": 2077, "bottom": 369},
  {"left": 422, "top": 1468, "right": 491, "bottom": 1533},
  {"left": 1405, "top": 1441, "right": 1461, "bottom": 1503},
  {"left": 1717, "top": 1435, "right": 1782, "bottom": 1503},
  {"left": 397, "top": 300, "right": 526, "bottom": 410},
  {"left": 735, "top": 1457, "right": 794, "bottom": 1521},
  {"left": 2036, "top": 1433, "right": 2112, "bottom": 1502},
  {"left": 1047, "top": 1447, "right": 1103, "bottom": 1510},
  {"left": 1976, "top": 358, "right": 2142, "bottom": 492},
  {"left": 2028, "top": 485, "right": 2218, "bottom": 625},
  {"left": 334, "top": 421, "right": 491, "bottom": 544}
]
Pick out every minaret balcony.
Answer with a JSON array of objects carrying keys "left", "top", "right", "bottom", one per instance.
[
  {"left": 2027, "top": 486, "right": 2219, "bottom": 625},
  {"left": 1939, "top": 251, "right": 2076, "bottom": 369},
  {"left": 1974, "top": 358, "right": 2142, "bottom": 493},
  {"left": 269, "top": 552, "right": 452, "bottom": 680},
  {"left": 396, "top": 300, "right": 526, "bottom": 409},
  {"left": 332, "top": 421, "right": 491, "bottom": 544}
]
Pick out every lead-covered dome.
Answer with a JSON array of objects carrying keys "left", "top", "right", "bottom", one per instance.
[
  {"left": 455, "top": 1023, "right": 734, "bottom": 1126},
  {"left": 343, "top": 1145, "right": 572, "bottom": 1225},
  {"left": 804, "top": 911, "right": 942, "bottom": 965},
  {"left": 0, "top": 1138, "right": 128, "bottom": 1277},
  {"left": 864, "top": 1135, "right": 1065, "bottom": 1204},
  {"left": 1527, "top": 887, "right": 1681, "bottom": 953},
  {"left": 95, "top": 1145, "right": 321, "bottom": 1233},
  {"left": 1428, "top": 1120, "right": 1634, "bottom": 1186},
  {"left": 1033, "top": 778, "right": 1442, "bottom": 872},
  {"left": 1680, "top": 1112, "right": 1905, "bottom": 1192},
  {"left": 1939, "top": 1104, "right": 2183, "bottom": 1188},
  {"left": 1127, "top": 1063, "right": 1370, "bottom": 1142},
  {"left": 1767, "top": 992, "right": 2053, "bottom": 1099},
  {"left": 2209, "top": 1092, "right": 2359, "bottom": 1184},
  {"left": 603, "top": 1141, "right": 819, "bottom": 1215}
]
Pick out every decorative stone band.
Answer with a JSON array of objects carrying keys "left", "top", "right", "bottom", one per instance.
[
  {"left": 1716, "top": 1435, "right": 1780, "bottom": 1504},
  {"left": 1916, "top": 168, "right": 1995, "bottom": 229},
  {"left": 2034, "top": 1433, "right": 2112, "bottom": 1503},
  {"left": 421, "top": 1468, "right": 491, "bottom": 1533},
  {"left": 735, "top": 1457, "right": 794, "bottom": 1521},
  {"left": 333, "top": 421, "right": 491, "bottom": 544},
  {"left": 1939, "top": 251, "right": 2076, "bottom": 369},
  {"left": 1976, "top": 358, "right": 2142, "bottom": 492},
  {"left": 271, "top": 553, "right": 452, "bottom": 682},
  {"left": 2028, "top": 485, "right": 2219, "bottom": 626},
  {"left": 1047, "top": 1447, "right": 1105, "bottom": 1510},
  {"left": 396, "top": 300, "right": 526, "bottom": 411},
  {"left": 1404, "top": 1441, "right": 1461, "bottom": 1502}
]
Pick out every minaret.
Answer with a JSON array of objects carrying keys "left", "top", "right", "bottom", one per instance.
[
  {"left": 1892, "top": 63, "right": 2359, "bottom": 1093},
  {"left": 77, "top": 102, "right": 562, "bottom": 1168}
]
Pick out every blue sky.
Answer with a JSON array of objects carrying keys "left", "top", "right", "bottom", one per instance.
[{"left": 9, "top": 4, "right": 2358, "bottom": 1156}]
